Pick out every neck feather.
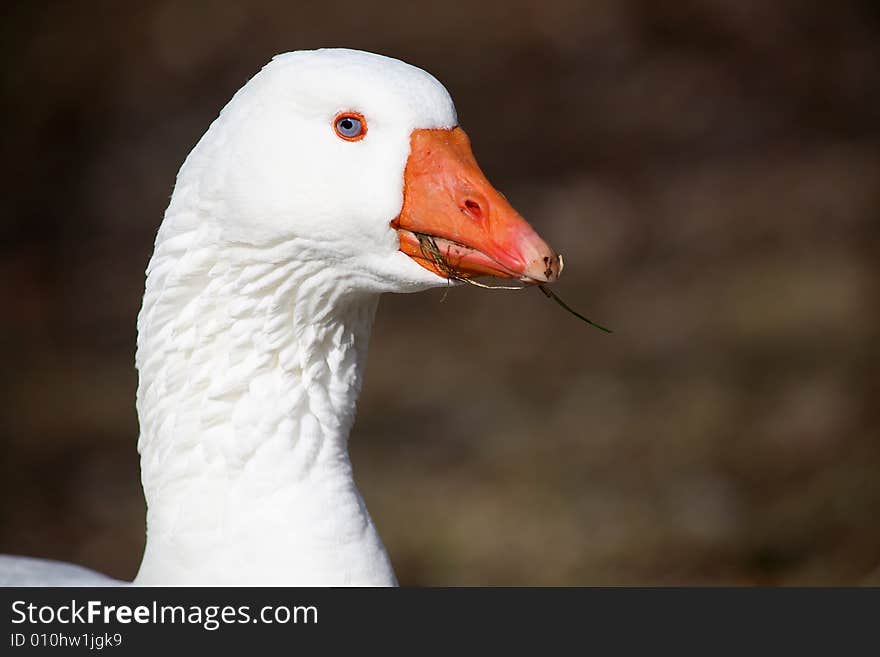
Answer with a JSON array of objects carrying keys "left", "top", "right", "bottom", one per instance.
[{"left": 133, "top": 217, "right": 395, "bottom": 585}]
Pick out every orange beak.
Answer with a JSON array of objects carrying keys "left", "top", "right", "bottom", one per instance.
[{"left": 392, "top": 128, "right": 562, "bottom": 284}]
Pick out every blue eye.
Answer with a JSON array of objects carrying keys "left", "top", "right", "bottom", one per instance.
[{"left": 334, "top": 113, "right": 366, "bottom": 141}]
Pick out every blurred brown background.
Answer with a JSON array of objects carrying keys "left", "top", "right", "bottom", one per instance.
[{"left": 1, "top": 0, "right": 879, "bottom": 585}]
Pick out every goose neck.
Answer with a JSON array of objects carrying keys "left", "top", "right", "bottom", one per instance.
[{"left": 133, "top": 230, "right": 394, "bottom": 584}]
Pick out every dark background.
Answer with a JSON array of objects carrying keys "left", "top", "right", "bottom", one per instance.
[{"left": 1, "top": 0, "right": 878, "bottom": 585}]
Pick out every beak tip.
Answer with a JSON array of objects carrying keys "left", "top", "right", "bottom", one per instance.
[{"left": 522, "top": 252, "right": 563, "bottom": 284}]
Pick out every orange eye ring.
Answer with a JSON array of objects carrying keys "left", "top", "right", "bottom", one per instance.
[{"left": 333, "top": 111, "right": 367, "bottom": 141}]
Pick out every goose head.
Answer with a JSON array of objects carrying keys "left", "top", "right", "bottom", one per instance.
[
  {"left": 135, "top": 48, "right": 566, "bottom": 585},
  {"left": 173, "top": 48, "right": 561, "bottom": 294}
]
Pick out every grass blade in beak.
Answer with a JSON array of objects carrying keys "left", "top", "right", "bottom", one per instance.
[
  {"left": 538, "top": 285, "right": 613, "bottom": 333},
  {"left": 416, "top": 231, "right": 611, "bottom": 333}
]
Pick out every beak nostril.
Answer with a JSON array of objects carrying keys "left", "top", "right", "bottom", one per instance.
[{"left": 461, "top": 199, "right": 483, "bottom": 222}]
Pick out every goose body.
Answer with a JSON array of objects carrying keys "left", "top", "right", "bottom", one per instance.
[{"left": 1, "top": 49, "right": 560, "bottom": 586}]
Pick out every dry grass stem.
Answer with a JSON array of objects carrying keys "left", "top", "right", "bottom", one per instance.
[{"left": 415, "top": 232, "right": 612, "bottom": 333}]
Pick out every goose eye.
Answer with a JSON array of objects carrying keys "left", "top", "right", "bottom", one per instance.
[{"left": 334, "top": 113, "right": 366, "bottom": 141}]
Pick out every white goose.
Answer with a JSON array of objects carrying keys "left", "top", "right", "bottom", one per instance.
[{"left": 1, "top": 48, "right": 561, "bottom": 586}]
